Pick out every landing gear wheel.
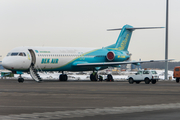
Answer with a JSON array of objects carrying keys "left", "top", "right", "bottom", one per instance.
[
  {"left": 64, "top": 74, "right": 68, "bottom": 81},
  {"left": 59, "top": 75, "right": 62, "bottom": 81},
  {"left": 90, "top": 74, "right": 93, "bottom": 81},
  {"left": 176, "top": 78, "right": 179, "bottom": 83},
  {"left": 145, "top": 78, "right": 150, "bottom": 84},
  {"left": 136, "top": 81, "right": 140, "bottom": 84},
  {"left": 107, "top": 74, "right": 114, "bottom": 82},
  {"left": 18, "top": 78, "right": 24, "bottom": 83},
  {"left": 152, "top": 80, "right": 156, "bottom": 84},
  {"left": 129, "top": 78, "right": 134, "bottom": 84},
  {"left": 90, "top": 73, "right": 98, "bottom": 81},
  {"left": 59, "top": 74, "right": 68, "bottom": 81}
]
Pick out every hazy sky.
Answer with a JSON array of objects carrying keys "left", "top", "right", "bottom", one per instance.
[{"left": 0, "top": 0, "right": 179, "bottom": 61}]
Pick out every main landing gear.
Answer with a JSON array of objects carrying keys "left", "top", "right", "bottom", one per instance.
[
  {"left": 90, "top": 72, "right": 98, "bottom": 81},
  {"left": 59, "top": 72, "right": 68, "bottom": 81},
  {"left": 90, "top": 72, "right": 114, "bottom": 82}
]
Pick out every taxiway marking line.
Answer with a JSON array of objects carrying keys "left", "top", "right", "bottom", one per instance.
[{"left": 1, "top": 103, "right": 180, "bottom": 120}]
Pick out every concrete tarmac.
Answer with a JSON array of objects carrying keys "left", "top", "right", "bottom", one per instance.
[{"left": 0, "top": 79, "right": 180, "bottom": 120}]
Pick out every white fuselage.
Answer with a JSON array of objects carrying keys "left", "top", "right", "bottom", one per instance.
[{"left": 2, "top": 46, "right": 96, "bottom": 71}]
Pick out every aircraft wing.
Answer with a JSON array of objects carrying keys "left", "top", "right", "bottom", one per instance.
[{"left": 75, "top": 59, "right": 173, "bottom": 67}]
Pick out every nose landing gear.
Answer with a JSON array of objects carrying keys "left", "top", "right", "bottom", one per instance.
[
  {"left": 18, "top": 78, "right": 24, "bottom": 83},
  {"left": 18, "top": 74, "right": 24, "bottom": 83}
]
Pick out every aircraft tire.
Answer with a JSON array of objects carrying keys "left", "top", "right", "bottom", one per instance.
[
  {"left": 145, "top": 78, "right": 150, "bottom": 84},
  {"left": 94, "top": 73, "right": 98, "bottom": 81},
  {"left": 129, "top": 78, "right": 134, "bottom": 84},
  {"left": 152, "top": 80, "right": 156, "bottom": 84},
  {"left": 90, "top": 74, "right": 93, "bottom": 81},
  {"left": 59, "top": 74, "right": 67, "bottom": 81},
  {"left": 90, "top": 73, "right": 98, "bottom": 81},
  {"left": 59, "top": 75, "right": 62, "bottom": 81},
  {"left": 64, "top": 74, "right": 68, "bottom": 81},
  {"left": 18, "top": 78, "right": 24, "bottom": 83},
  {"left": 176, "top": 78, "right": 179, "bottom": 83}
]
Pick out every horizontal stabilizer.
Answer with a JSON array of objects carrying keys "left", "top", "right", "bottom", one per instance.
[{"left": 107, "top": 27, "right": 164, "bottom": 31}]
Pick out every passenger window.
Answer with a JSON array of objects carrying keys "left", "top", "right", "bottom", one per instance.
[{"left": 175, "top": 68, "right": 179, "bottom": 71}]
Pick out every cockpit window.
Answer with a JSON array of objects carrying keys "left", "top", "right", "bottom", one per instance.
[
  {"left": 9, "top": 52, "right": 26, "bottom": 56},
  {"left": 19, "top": 53, "right": 24, "bottom": 56},
  {"left": 23, "top": 53, "right": 26, "bottom": 56},
  {"left": 7, "top": 53, "right": 11, "bottom": 56},
  {"left": 11, "top": 53, "right": 19, "bottom": 56},
  {"left": 18, "top": 52, "right": 26, "bottom": 56}
]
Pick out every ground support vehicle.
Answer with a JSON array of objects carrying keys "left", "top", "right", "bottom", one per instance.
[
  {"left": 173, "top": 66, "right": 180, "bottom": 83},
  {"left": 128, "top": 70, "right": 159, "bottom": 84}
]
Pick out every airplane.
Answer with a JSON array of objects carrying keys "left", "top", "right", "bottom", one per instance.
[
  {"left": 0, "top": 61, "right": 2, "bottom": 70},
  {"left": 2, "top": 24, "right": 168, "bottom": 83}
]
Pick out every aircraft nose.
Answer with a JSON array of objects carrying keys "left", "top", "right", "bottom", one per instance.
[
  {"left": 2, "top": 57, "right": 13, "bottom": 69},
  {"left": 2, "top": 56, "right": 31, "bottom": 70}
]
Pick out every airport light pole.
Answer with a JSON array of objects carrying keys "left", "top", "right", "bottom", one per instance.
[{"left": 165, "top": 0, "right": 169, "bottom": 79}]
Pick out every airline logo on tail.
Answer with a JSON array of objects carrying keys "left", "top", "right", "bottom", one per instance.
[
  {"left": 107, "top": 33, "right": 130, "bottom": 51},
  {"left": 118, "top": 34, "right": 129, "bottom": 50}
]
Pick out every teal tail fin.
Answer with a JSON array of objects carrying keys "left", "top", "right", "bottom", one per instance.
[
  {"left": 114, "top": 24, "right": 133, "bottom": 51},
  {"left": 105, "top": 24, "right": 164, "bottom": 51},
  {"left": 106, "top": 24, "right": 133, "bottom": 51}
]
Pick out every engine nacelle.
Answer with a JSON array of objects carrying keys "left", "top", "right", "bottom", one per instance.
[
  {"left": 106, "top": 51, "right": 130, "bottom": 62},
  {"left": 106, "top": 51, "right": 115, "bottom": 61}
]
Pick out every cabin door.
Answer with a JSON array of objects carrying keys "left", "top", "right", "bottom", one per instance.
[{"left": 28, "top": 49, "right": 36, "bottom": 66}]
